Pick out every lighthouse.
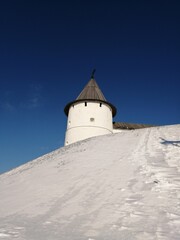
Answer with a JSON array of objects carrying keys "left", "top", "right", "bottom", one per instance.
[{"left": 64, "top": 72, "right": 117, "bottom": 146}]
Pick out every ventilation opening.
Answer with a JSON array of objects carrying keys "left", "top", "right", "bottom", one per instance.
[{"left": 85, "top": 102, "right": 87, "bottom": 106}]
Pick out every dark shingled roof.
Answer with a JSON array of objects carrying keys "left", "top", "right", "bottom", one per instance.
[
  {"left": 64, "top": 78, "right": 117, "bottom": 117},
  {"left": 76, "top": 78, "right": 106, "bottom": 101},
  {"left": 113, "top": 122, "right": 156, "bottom": 130}
]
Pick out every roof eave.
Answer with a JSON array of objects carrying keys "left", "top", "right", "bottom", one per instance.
[{"left": 64, "top": 99, "right": 117, "bottom": 117}]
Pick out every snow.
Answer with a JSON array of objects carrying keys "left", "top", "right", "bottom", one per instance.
[{"left": 0, "top": 125, "right": 180, "bottom": 240}]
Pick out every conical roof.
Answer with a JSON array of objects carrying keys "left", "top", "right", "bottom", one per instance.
[
  {"left": 64, "top": 77, "right": 116, "bottom": 117},
  {"left": 76, "top": 78, "right": 107, "bottom": 101}
]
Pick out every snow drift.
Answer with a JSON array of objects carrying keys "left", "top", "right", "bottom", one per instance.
[{"left": 0, "top": 125, "right": 180, "bottom": 240}]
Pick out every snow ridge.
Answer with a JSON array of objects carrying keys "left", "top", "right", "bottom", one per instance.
[{"left": 0, "top": 125, "right": 180, "bottom": 240}]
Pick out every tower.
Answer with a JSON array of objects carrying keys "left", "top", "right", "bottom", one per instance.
[{"left": 64, "top": 73, "right": 116, "bottom": 145}]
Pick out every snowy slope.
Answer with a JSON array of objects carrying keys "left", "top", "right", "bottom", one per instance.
[{"left": 0, "top": 125, "right": 180, "bottom": 240}]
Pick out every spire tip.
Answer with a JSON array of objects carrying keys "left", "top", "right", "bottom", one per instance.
[{"left": 91, "top": 69, "right": 96, "bottom": 79}]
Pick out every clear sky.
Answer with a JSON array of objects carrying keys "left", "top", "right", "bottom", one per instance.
[{"left": 0, "top": 0, "right": 180, "bottom": 174}]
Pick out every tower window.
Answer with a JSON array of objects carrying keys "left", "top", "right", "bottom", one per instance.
[
  {"left": 90, "top": 118, "right": 95, "bottom": 122},
  {"left": 100, "top": 103, "right": 102, "bottom": 107},
  {"left": 85, "top": 102, "right": 87, "bottom": 106}
]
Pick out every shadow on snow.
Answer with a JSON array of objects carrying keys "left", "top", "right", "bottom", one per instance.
[{"left": 160, "top": 138, "right": 180, "bottom": 147}]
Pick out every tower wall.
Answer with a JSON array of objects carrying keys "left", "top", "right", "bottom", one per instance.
[{"left": 64, "top": 101, "right": 113, "bottom": 145}]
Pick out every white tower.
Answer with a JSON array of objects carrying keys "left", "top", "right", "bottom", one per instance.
[{"left": 64, "top": 73, "right": 116, "bottom": 146}]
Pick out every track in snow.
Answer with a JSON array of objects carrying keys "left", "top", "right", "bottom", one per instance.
[{"left": 0, "top": 125, "right": 180, "bottom": 240}]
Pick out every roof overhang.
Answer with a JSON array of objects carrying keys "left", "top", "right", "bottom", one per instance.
[{"left": 64, "top": 99, "right": 117, "bottom": 117}]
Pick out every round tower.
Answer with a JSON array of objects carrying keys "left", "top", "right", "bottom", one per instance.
[{"left": 64, "top": 74, "right": 116, "bottom": 146}]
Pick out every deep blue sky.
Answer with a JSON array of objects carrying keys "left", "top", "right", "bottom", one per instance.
[{"left": 0, "top": 0, "right": 180, "bottom": 173}]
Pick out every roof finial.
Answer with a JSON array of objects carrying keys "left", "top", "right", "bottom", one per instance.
[{"left": 91, "top": 69, "right": 96, "bottom": 79}]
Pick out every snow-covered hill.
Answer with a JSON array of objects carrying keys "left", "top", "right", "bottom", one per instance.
[{"left": 0, "top": 125, "right": 180, "bottom": 240}]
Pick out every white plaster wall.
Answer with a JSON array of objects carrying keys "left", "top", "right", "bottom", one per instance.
[
  {"left": 65, "top": 101, "right": 113, "bottom": 145},
  {"left": 113, "top": 129, "right": 123, "bottom": 134}
]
